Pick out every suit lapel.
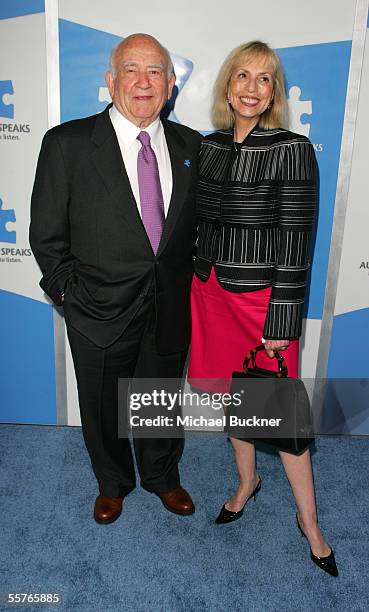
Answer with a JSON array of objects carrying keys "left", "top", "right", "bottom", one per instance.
[
  {"left": 90, "top": 106, "right": 152, "bottom": 253},
  {"left": 157, "top": 119, "right": 193, "bottom": 256},
  {"left": 90, "top": 108, "right": 194, "bottom": 257}
]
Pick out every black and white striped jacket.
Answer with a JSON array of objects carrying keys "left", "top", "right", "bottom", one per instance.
[{"left": 193, "top": 127, "right": 318, "bottom": 339}]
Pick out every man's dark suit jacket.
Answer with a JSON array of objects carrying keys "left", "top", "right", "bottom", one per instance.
[{"left": 30, "top": 105, "right": 201, "bottom": 353}]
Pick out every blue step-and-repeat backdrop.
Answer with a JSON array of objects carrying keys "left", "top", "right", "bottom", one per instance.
[
  {"left": 0, "top": 0, "right": 57, "bottom": 424},
  {"left": 1, "top": 0, "right": 368, "bottom": 430}
]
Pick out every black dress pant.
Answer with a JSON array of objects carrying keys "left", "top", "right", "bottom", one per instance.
[{"left": 67, "top": 295, "right": 187, "bottom": 497}]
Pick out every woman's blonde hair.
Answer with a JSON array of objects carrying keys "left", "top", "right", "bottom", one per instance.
[{"left": 212, "top": 41, "right": 287, "bottom": 130}]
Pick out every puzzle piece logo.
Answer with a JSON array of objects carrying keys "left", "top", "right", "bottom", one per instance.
[
  {"left": 0, "top": 80, "right": 15, "bottom": 119},
  {"left": 98, "top": 86, "right": 110, "bottom": 104},
  {"left": 0, "top": 199, "right": 16, "bottom": 243},
  {"left": 287, "top": 85, "right": 312, "bottom": 136}
]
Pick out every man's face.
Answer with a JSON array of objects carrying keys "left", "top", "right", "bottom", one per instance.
[{"left": 106, "top": 36, "right": 175, "bottom": 128}]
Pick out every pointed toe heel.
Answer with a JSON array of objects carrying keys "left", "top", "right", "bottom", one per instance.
[
  {"left": 215, "top": 503, "right": 245, "bottom": 524},
  {"left": 310, "top": 549, "right": 339, "bottom": 577},
  {"left": 215, "top": 477, "right": 261, "bottom": 525},
  {"left": 296, "top": 513, "right": 339, "bottom": 577}
]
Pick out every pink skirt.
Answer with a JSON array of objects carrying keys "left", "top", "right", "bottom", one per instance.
[{"left": 188, "top": 268, "right": 299, "bottom": 391}]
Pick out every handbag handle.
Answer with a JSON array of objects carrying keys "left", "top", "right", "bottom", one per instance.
[{"left": 243, "top": 344, "right": 288, "bottom": 378}]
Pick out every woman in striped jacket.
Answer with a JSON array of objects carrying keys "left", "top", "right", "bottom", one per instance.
[{"left": 188, "top": 41, "right": 338, "bottom": 577}]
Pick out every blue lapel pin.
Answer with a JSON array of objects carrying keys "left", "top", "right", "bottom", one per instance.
[{"left": 184, "top": 159, "right": 191, "bottom": 167}]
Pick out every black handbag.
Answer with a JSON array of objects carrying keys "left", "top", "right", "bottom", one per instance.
[{"left": 228, "top": 345, "right": 313, "bottom": 454}]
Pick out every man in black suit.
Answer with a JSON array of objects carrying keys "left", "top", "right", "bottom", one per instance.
[{"left": 30, "top": 33, "right": 201, "bottom": 524}]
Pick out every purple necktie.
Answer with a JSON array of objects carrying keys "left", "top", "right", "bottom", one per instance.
[{"left": 137, "top": 131, "right": 165, "bottom": 254}]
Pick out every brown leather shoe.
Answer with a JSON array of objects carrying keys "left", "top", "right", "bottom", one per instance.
[
  {"left": 94, "top": 495, "right": 123, "bottom": 524},
  {"left": 156, "top": 486, "right": 195, "bottom": 515}
]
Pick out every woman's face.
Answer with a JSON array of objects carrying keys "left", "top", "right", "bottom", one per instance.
[{"left": 227, "top": 55, "right": 274, "bottom": 132}]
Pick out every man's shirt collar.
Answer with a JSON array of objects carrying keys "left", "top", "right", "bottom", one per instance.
[{"left": 110, "top": 105, "right": 162, "bottom": 150}]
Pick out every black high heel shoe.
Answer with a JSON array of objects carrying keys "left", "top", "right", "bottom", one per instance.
[
  {"left": 215, "top": 477, "right": 261, "bottom": 524},
  {"left": 296, "top": 513, "right": 339, "bottom": 577}
]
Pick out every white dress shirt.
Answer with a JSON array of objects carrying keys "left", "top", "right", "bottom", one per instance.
[{"left": 109, "top": 105, "right": 173, "bottom": 217}]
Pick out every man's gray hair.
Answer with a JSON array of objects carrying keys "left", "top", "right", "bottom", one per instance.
[{"left": 109, "top": 34, "right": 175, "bottom": 79}]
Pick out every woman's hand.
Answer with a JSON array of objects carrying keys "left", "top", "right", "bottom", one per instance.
[{"left": 264, "top": 339, "right": 289, "bottom": 358}]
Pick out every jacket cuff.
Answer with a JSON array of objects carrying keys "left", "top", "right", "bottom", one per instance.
[
  {"left": 39, "top": 270, "right": 73, "bottom": 306},
  {"left": 263, "top": 301, "right": 304, "bottom": 340}
]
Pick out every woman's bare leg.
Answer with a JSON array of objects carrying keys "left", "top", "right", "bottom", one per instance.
[
  {"left": 225, "top": 438, "right": 259, "bottom": 512},
  {"left": 279, "top": 448, "right": 331, "bottom": 557}
]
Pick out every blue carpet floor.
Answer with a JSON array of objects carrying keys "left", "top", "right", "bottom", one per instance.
[{"left": 0, "top": 425, "right": 368, "bottom": 612}]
